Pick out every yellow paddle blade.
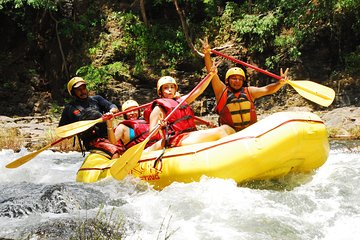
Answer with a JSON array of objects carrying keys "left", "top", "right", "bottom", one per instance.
[
  {"left": 110, "top": 139, "right": 149, "bottom": 180},
  {"left": 55, "top": 118, "right": 103, "bottom": 138},
  {"left": 287, "top": 80, "right": 335, "bottom": 107},
  {"left": 6, "top": 138, "right": 65, "bottom": 168},
  {"left": 6, "top": 144, "right": 52, "bottom": 168}
]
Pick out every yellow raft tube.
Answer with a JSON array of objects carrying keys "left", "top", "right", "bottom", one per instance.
[{"left": 77, "top": 111, "right": 329, "bottom": 189}]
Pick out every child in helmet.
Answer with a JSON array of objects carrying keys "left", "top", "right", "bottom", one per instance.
[
  {"left": 114, "top": 100, "right": 161, "bottom": 149},
  {"left": 202, "top": 39, "right": 288, "bottom": 132},
  {"left": 144, "top": 71, "right": 235, "bottom": 152}
]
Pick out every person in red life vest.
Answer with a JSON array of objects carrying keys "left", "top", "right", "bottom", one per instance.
[
  {"left": 58, "top": 77, "right": 123, "bottom": 158},
  {"left": 114, "top": 100, "right": 161, "bottom": 149},
  {"left": 202, "top": 39, "right": 288, "bottom": 132},
  {"left": 144, "top": 72, "right": 235, "bottom": 152}
]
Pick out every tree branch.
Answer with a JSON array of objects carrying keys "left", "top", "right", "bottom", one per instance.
[
  {"left": 49, "top": 11, "right": 69, "bottom": 79},
  {"left": 173, "top": 0, "right": 197, "bottom": 55}
]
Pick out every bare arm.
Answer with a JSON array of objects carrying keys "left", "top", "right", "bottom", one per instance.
[
  {"left": 201, "top": 38, "right": 226, "bottom": 103},
  {"left": 149, "top": 106, "right": 165, "bottom": 133},
  {"left": 182, "top": 58, "right": 218, "bottom": 104},
  {"left": 183, "top": 70, "right": 215, "bottom": 104},
  {"left": 249, "top": 68, "right": 288, "bottom": 101}
]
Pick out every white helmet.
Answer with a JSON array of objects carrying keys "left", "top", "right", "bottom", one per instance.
[
  {"left": 157, "top": 76, "right": 178, "bottom": 96},
  {"left": 122, "top": 100, "right": 139, "bottom": 112}
]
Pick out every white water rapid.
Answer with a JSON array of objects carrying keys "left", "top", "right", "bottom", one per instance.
[{"left": 0, "top": 140, "right": 359, "bottom": 240}]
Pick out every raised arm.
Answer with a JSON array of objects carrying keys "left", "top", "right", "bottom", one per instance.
[
  {"left": 201, "top": 38, "right": 226, "bottom": 103},
  {"left": 249, "top": 68, "right": 288, "bottom": 100},
  {"left": 183, "top": 63, "right": 217, "bottom": 104}
]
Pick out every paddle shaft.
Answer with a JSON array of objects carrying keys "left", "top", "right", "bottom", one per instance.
[
  {"left": 211, "top": 49, "right": 335, "bottom": 106},
  {"left": 211, "top": 49, "right": 282, "bottom": 80},
  {"left": 5, "top": 138, "right": 65, "bottom": 168},
  {"left": 193, "top": 116, "right": 216, "bottom": 128},
  {"left": 211, "top": 49, "right": 331, "bottom": 98},
  {"left": 55, "top": 102, "right": 153, "bottom": 138},
  {"left": 48, "top": 138, "right": 66, "bottom": 147}
]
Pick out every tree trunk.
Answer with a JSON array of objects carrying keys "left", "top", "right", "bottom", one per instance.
[
  {"left": 173, "top": 0, "right": 198, "bottom": 55},
  {"left": 139, "top": 0, "right": 148, "bottom": 27}
]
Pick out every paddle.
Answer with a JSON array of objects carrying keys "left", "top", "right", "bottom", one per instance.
[
  {"left": 55, "top": 102, "right": 152, "bottom": 138},
  {"left": 5, "top": 138, "right": 65, "bottom": 168},
  {"left": 193, "top": 116, "right": 216, "bottom": 128},
  {"left": 211, "top": 49, "right": 335, "bottom": 107},
  {"left": 110, "top": 71, "right": 217, "bottom": 180}
]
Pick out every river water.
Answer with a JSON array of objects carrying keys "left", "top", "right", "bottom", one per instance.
[{"left": 0, "top": 140, "right": 359, "bottom": 240}]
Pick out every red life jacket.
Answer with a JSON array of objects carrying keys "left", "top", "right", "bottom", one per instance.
[
  {"left": 120, "top": 119, "right": 161, "bottom": 148},
  {"left": 215, "top": 87, "right": 257, "bottom": 132},
  {"left": 144, "top": 98, "right": 197, "bottom": 138}
]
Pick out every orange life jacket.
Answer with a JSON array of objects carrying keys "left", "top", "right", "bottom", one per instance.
[{"left": 215, "top": 87, "right": 257, "bottom": 131}]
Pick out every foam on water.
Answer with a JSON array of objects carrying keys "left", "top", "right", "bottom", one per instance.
[
  {"left": 0, "top": 143, "right": 359, "bottom": 239},
  {"left": 1, "top": 149, "right": 83, "bottom": 184}
]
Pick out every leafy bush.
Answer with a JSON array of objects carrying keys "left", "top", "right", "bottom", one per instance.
[
  {"left": 108, "top": 11, "right": 189, "bottom": 73},
  {"left": 344, "top": 46, "right": 360, "bottom": 74},
  {"left": 76, "top": 65, "right": 111, "bottom": 94},
  {"left": 233, "top": 12, "right": 279, "bottom": 54},
  {"left": 76, "top": 61, "right": 131, "bottom": 94}
]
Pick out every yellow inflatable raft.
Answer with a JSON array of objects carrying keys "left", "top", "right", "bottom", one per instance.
[{"left": 77, "top": 111, "right": 329, "bottom": 189}]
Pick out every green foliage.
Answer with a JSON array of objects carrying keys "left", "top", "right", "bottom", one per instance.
[
  {"left": 233, "top": 12, "right": 280, "bottom": 54},
  {"left": 76, "top": 65, "right": 111, "bottom": 94},
  {"left": 344, "top": 46, "right": 360, "bottom": 74},
  {"left": 48, "top": 103, "right": 63, "bottom": 116},
  {"left": 2, "top": 0, "right": 360, "bottom": 106},
  {"left": 108, "top": 11, "right": 189, "bottom": 74},
  {"left": 106, "top": 61, "right": 131, "bottom": 79},
  {"left": 58, "top": 6, "right": 102, "bottom": 46},
  {"left": 334, "top": 0, "right": 360, "bottom": 11},
  {"left": 272, "top": 33, "right": 301, "bottom": 65},
  {"left": 216, "top": 2, "right": 243, "bottom": 42},
  {"left": 76, "top": 61, "right": 130, "bottom": 93},
  {"left": 206, "top": 0, "right": 360, "bottom": 71},
  {"left": 0, "top": 0, "right": 57, "bottom": 10},
  {"left": 119, "top": 12, "right": 149, "bottom": 72}
]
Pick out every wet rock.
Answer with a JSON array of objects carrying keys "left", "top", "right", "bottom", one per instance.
[
  {"left": 320, "top": 107, "right": 360, "bottom": 138},
  {"left": 0, "top": 183, "right": 108, "bottom": 218}
]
